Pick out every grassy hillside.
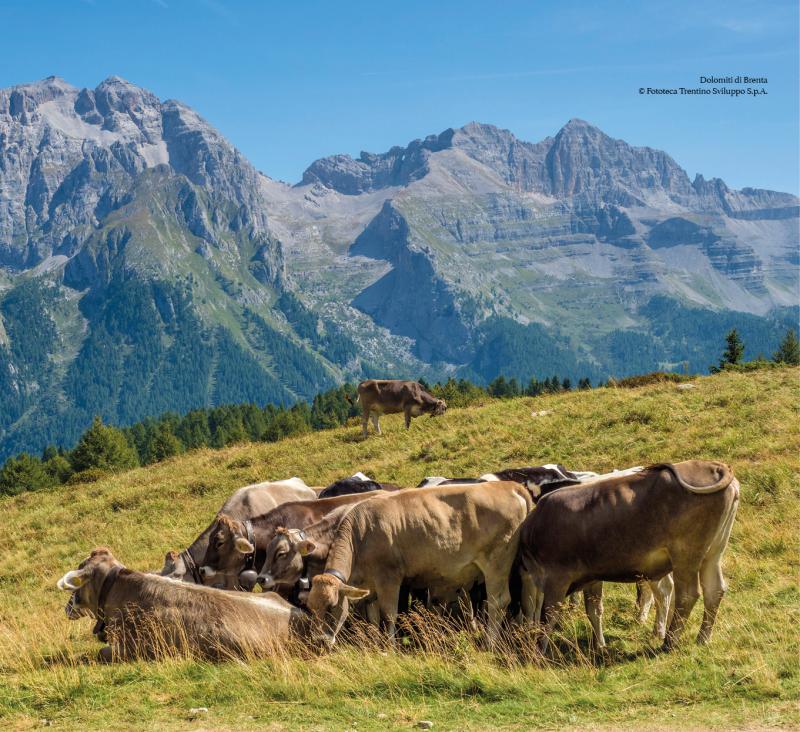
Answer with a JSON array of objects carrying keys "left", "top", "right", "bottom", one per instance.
[{"left": 1, "top": 368, "right": 798, "bottom": 730}]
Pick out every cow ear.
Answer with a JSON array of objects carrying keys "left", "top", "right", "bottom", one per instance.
[
  {"left": 234, "top": 537, "right": 255, "bottom": 554},
  {"left": 297, "top": 540, "right": 316, "bottom": 557},
  {"left": 57, "top": 569, "right": 89, "bottom": 591},
  {"left": 340, "top": 583, "right": 370, "bottom": 600}
]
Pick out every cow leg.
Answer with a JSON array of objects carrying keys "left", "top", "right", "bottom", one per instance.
[
  {"left": 371, "top": 413, "right": 382, "bottom": 435},
  {"left": 636, "top": 579, "right": 654, "bottom": 624},
  {"left": 583, "top": 581, "right": 606, "bottom": 649},
  {"left": 404, "top": 407, "right": 412, "bottom": 429},
  {"left": 697, "top": 558, "right": 726, "bottom": 645},
  {"left": 663, "top": 568, "right": 700, "bottom": 651},
  {"left": 366, "top": 600, "right": 381, "bottom": 627},
  {"left": 538, "top": 578, "right": 570, "bottom": 654},
  {"left": 483, "top": 573, "right": 512, "bottom": 645},
  {"left": 520, "top": 570, "right": 540, "bottom": 623},
  {"left": 375, "top": 580, "right": 401, "bottom": 643},
  {"left": 697, "top": 495, "right": 737, "bottom": 645},
  {"left": 652, "top": 574, "right": 674, "bottom": 640},
  {"left": 361, "top": 409, "right": 370, "bottom": 437}
]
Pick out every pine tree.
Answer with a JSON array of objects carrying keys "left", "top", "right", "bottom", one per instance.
[
  {"left": 69, "top": 416, "right": 139, "bottom": 473},
  {"left": 720, "top": 329, "right": 745, "bottom": 368},
  {"left": 0, "top": 453, "right": 49, "bottom": 495},
  {"left": 773, "top": 328, "right": 800, "bottom": 365},
  {"left": 44, "top": 453, "right": 73, "bottom": 484},
  {"left": 146, "top": 423, "right": 183, "bottom": 463}
]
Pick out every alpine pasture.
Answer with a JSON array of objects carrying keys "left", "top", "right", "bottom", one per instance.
[{"left": 1, "top": 368, "right": 797, "bottom": 730}]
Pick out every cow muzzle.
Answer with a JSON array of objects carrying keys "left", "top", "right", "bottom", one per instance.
[
  {"left": 312, "top": 631, "right": 336, "bottom": 651},
  {"left": 65, "top": 594, "right": 82, "bottom": 620},
  {"left": 199, "top": 565, "right": 216, "bottom": 579},
  {"left": 256, "top": 572, "right": 275, "bottom": 590}
]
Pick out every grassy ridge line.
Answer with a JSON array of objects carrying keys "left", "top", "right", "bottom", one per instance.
[{"left": 0, "top": 368, "right": 798, "bottom": 730}]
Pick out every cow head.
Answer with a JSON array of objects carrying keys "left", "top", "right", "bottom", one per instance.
[
  {"left": 306, "top": 573, "right": 370, "bottom": 648},
  {"left": 57, "top": 547, "right": 119, "bottom": 620},
  {"left": 431, "top": 398, "right": 447, "bottom": 417},
  {"left": 257, "top": 527, "right": 313, "bottom": 591},
  {"left": 159, "top": 550, "right": 188, "bottom": 581},
  {"left": 198, "top": 514, "right": 255, "bottom": 590}
]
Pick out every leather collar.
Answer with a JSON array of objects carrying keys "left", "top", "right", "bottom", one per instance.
[
  {"left": 323, "top": 568, "right": 348, "bottom": 584},
  {"left": 180, "top": 549, "right": 203, "bottom": 584},
  {"left": 242, "top": 520, "right": 255, "bottom": 571}
]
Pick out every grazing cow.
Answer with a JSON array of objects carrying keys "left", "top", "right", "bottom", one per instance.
[
  {"left": 357, "top": 379, "right": 446, "bottom": 437},
  {"left": 305, "top": 481, "right": 531, "bottom": 647},
  {"left": 317, "top": 473, "right": 401, "bottom": 498},
  {"left": 158, "top": 477, "right": 316, "bottom": 585},
  {"left": 198, "top": 492, "right": 385, "bottom": 589},
  {"left": 518, "top": 460, "right": 739, "bottom": 652},
  {"left": 58, "top": 548, "right": 310, "bottom": 662}
]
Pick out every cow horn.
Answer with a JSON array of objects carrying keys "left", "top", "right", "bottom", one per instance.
[{"left": 57, "top": 569, "right": 88, "bottom": 591}]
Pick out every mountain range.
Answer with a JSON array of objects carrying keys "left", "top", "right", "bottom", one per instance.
[{"left": 0, "top": 76, "right": 797, "bottom": 459}]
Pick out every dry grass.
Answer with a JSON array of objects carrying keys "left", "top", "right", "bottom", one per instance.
[{"left": 0, "top": 367, "right": 798, "bottom": 730}]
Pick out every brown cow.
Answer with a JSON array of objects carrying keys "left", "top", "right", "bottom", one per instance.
[
  {"left": 159, "top": 477, "right": 317, "bottom": 585},
  {"left": 198, "top": 492, "right": 385, "bottom": 589},
  {"left": 357, "top": 379, "right": 446, "bottom": 437},
  {"left": 256, "top": 505, "right": 357, "bottom": 592},
  {"left": 58, "top": 548, "right": 311, "bottom": 662},
  {"left": 305, "top": 481, "right": 531, "bottom": 647},
  {"left": 518, "top": 460, "right": 739, "bottom": 652}
]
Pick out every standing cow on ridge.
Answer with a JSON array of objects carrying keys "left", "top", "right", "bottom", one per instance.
[{"left": 356, "top": 379, "right": 446, "bottom": 437}]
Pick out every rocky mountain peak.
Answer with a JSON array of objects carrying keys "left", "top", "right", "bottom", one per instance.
[{"left": 0, "top": 75, "right": 276, "bottom": 270}]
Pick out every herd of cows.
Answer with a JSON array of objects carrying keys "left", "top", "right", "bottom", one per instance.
[{"left": 56, "top": 380, "right": 741, "bottom": 663}]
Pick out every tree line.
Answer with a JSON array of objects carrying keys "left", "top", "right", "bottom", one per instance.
[{"left": 1, "top": 328, "right": 797, "bottom": 496}]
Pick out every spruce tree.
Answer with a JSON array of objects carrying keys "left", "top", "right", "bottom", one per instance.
[
  {"left": 0, "top": 453, "right": 49, "bottom": 495},
  {"left": 773, "top": 328, "right": 800, "bottom": 365},
  {"left": 70, "top": 416, "right": 139, "bottom": 473},
  {"left": 720, "top": 329, "right": 745, "bottom": 368},
  {"left": 146, "top": 423, "right": 183, "bottom": 463}
]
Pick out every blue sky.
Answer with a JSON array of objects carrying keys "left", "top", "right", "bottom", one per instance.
[{"left": 1, "top": 0, "right": 798, "bottom": 193}]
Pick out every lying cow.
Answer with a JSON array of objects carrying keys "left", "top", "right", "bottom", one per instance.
[
  {"left": 317, "top": 473, "right": 401, "bottom": 498},
  {"left": 519, "top": 460, "right": 739, "bottom": 652},
  {"left": 58, "top": 548, "right": 310, "bottom": 662},
  {"left": 356, "top": 379, "right": 446, "bottom": 437},
  {"left": 159, "top": 477, "right": 316, "bottom": 585},
  {"left": 198, "top": 492, "right": 385, "bottom": 589},
  {"left": 305, "top": 481, "right": 531, "bottom": 647}
]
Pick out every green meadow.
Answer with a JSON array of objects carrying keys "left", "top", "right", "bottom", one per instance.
[{"left": 1, "top": 367, "right": 798, "bottom": 730}]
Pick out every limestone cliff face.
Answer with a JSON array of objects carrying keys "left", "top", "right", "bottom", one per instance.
[
  {"left": 0, "top": 76, "right": 282, "bottom": 283},
  {"left": 289, "top": 118, "right": 797, "bottom": 359}
]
